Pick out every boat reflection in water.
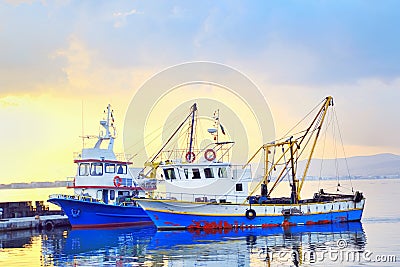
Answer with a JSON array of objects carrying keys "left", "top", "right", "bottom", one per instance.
[
  {"left": 42, "top": 222, "right": 365, "bottom": 266},
  {"left": 149, "top": 222, "right": 366, "bottom": 266},
  {"left": 41, "top": 226, "right": 156, "bottom": 266}
]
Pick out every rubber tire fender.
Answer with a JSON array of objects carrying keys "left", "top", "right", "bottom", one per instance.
[{"left": 245, "top": 209, "right": 256, "bottom": 220}]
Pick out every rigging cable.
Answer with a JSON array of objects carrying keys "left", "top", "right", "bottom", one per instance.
[
  {"left": 317, "top": 108, "right": 330, "bottom": 192},
  {"left": 127, "top": 108, "right": 189, "bottom": 161},
  {"left": 281, "top": 98, "right": 325, "bottom": 140},
  {"left": 331, "top": 110, "right": 341, "bottom": 191},
  {"left": 334, "top": 108, "right": 354, "bottom": 193}
]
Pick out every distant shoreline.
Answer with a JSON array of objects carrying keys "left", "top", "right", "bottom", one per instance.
[
  {"left": 1, "top": 176, "right": 399, "bottom": 190},
  {"left": 0, "top": 181, "right": 68, "bottom": 190}
]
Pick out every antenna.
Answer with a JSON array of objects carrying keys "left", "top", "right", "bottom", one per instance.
[{"left": 81, "top": 100, "right": 85, "bottom": 148}]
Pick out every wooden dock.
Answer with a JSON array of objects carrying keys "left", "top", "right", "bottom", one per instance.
[{"left": 0, "top": 215, "right": 70, "bottom": 232}]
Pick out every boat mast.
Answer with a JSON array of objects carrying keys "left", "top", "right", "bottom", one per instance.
[
  {"left": 244, "top": 96, "right": 334, "bottom": 202},
  {"left": 296, "top": 96, "right": 333, "bottom": 200},
  {"left": 187, "top": 103, "right": 197, "bottom": 162},
  {"left": 289, "top": 137, "right": 298, "bottom": 204},
  {"left": 215, "top": 109, "right": 220, "bottom": 143},
  {"left": 95, "top": 104, "right": 114, "bottom": 149},
  {"left": 149, "top": 103, "right": 197, "bottom": 163}
]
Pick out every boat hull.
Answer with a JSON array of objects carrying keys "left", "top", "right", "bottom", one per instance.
[
  {"left": 49, "top": 197, "right": 152, "bottom": 228},
  {"left": 137, "top": 198, "right": 365, "bottom": 230}
]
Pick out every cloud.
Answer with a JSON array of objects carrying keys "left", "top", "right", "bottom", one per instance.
[
  {"left": 113, "top": 8, "right": 142, "bottom": 17},
  {"left": 53, "top": 36, "right": 94, "bottom": 90},
  {"left": 0, "top": 1, "right": 70, "bottom": 97},
  {"left": 1, "top": 0, "right": 400, "bottom": 161},
  {"left": 53, "top": 35, "right": 158, "bottom": 98},
  {"left": 4, "top": 0, "right": 37, "bottom": 5},
  {"left": 113, "top": 8, "right": 143, "bottom": 28}
]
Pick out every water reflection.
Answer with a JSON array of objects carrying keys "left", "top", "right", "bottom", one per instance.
[
  {"left": 147, "top": 223, "right": 366, "bottom": 266},
  {"left": 41, "top": 226, "right": 156, "bottom": 266},
  {"left": 0, "top": 229, "right": 39, "bottom": 249},
  {"left": 38, "top": 222, "right": 364, "bottom": 266},
  {"left": 0, "top": 222, "right": 366, "bottom": 266}
]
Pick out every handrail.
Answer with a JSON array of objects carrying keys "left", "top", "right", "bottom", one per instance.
[
  {"left": 151, "top": 191, "right": 248, "bottom": 204},
  {"left": 49, "top": 194, "right": 105, "bottom": 204}
]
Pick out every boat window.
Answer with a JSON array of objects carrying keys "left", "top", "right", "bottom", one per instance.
[
  {"left": 204, "top": 168, "right": 214, "bottom": 178},
  {"left": 126, "top": 178, "right": 133, "bottom": 187},
  {"left": 116, "top": 164, "right": 127, "bottom": 174},
  {"left": 218, "top": 167, "right": 228, "bottom": 178},
  {"left": 79, "top": 163, "right": 90, "bottom": 176},
  {"left": 96, "top": 190, "right": 102, "bottom": 200},
  {"left": 91, "top": 162, "right": 103, "bottom": 176},
  {"left": 110, "top": 190, "right": 115, "bottom": 200},
  {"left": 184, "top": 169, "right": 189, "bottom": 179},
  {"left": 192, "top": 168, "right": 201, "bottom": 179},
  {"left": 236, "top": 183, "right": 243, "bottom": 192},
  {"left": 105, "top": 163, "right": 115, "bottom": 173},
  {"left": 118, "top": 191, "right": 129, "bottom": 197},
  {"left": 163, "top": 168, "right": 176, "bottom": 180}
]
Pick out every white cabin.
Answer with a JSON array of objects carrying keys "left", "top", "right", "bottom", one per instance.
[
  {"left": 151, "top": 160, "right": 252, "bottom": 203},
  {"left": 67, "top": 104, "right": 149, "bottom": 205}
]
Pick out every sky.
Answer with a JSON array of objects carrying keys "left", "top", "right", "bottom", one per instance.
[{"left": 1, "top": 0, "right": 400, "bottom": 183}]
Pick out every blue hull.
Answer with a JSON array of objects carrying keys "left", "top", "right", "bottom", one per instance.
[
  {"left": 143, "top": 207, "right": 363, "bottom": 229},
  {"left": 48, "top": 198, "right": 152, "bottom": 228}
]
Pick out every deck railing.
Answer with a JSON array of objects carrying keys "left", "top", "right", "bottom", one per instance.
[
  {"left": 151, "top": 191, "right": 248, "bottom": 204},
  {"left": 49, "top": 194, "right": 104, "bottom": 204}
]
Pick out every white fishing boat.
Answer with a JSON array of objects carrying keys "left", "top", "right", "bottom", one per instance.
[
  {"left": 137, "top": 96, "right": 366, "bottom": 229},
  {"left": 136, "top": 103, "right": 252, "bottom": 204}
]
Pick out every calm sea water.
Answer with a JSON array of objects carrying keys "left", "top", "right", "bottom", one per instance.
[{"left": 0, "top": 179, "right": 399, "bottom": 266}]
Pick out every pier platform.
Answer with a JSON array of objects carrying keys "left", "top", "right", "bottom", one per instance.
[{"left": 0, "top": 215, "right": 70, "bottom": 232}]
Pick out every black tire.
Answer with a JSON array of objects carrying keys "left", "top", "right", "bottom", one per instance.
[{"left": 245, "top": 209, "right": 256, "bottom": 220}]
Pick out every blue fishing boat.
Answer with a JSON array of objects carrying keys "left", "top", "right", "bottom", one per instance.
[
  {"left": 48, "top": 105, "right": 154, "bottom": 228},
  {"left": 137, "top": 97, "right": 366, "bottom": 229}
]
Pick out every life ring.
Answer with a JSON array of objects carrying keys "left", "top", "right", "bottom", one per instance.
[
  {"left": 245, "top": 209, "right": 256, "bottom": 220},
  {"left": 113, "top": 176, "right": 122, "bottom": 187},
  {"left": 204, "top": 149, "right": 216, "bottom": 161},
  {"left": 185, "top": 151, "right": 196, "bottom": 163}
]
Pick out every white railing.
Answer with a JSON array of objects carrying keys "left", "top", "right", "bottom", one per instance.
[
  {"left": 73, "top": 152, "right": 132, "bottom": 162},
  {"left": 49, "top": 194, "right": 104, "bottom": 204},
  {"left": 151, "top": 191, "right": 248, "bottom": 204}
]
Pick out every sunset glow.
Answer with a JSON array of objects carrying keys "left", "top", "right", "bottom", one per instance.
[{"left": 1, "top": 1, "right": 399, "bottom": 184}]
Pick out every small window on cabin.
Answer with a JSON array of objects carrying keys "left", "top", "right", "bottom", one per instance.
[
  {"left": 118, "top": 191, "right": 129, "bottom": 197},
  {"left": 79, "top": 163, "right": 90, "bottom": 176},
  {"left": 204, "top": 168, "right": 214, "bottom": 178},
  {"left": 163, "top": 168, "right": 176, "bottom": 180},
  {"left": 91, "top": 162, "right": 103, "bottom": 176},
  {"left": 110, "top": 190, "right": 115, "bottom": 200},
  {"left": 116, "top": 164, "right": 127, "bottom": 174},
  {"left": 184, "top": 169, "right": 189, "bottom": 179},
  {"left": 105, "top": 163, "right": 115, "bottom": 173},
  {"left": 236, "top": 183, "right": 243, "bottom": 192},
  {"left": 218, "top": 167, "right": 228, "bottom": 178},
  {"left": 192, "top": 168, "right": 201, "bottom": 179},
  {"left": 96, "top": 190, "right": 102, "bottom": 199}
]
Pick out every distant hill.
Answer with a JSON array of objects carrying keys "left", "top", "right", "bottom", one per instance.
[{"left": 298, "top": 153, "right": 400, "bottom": 178}]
